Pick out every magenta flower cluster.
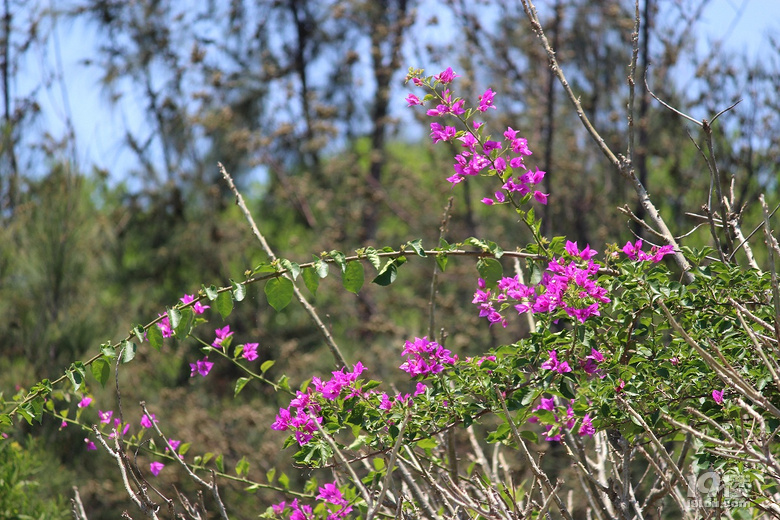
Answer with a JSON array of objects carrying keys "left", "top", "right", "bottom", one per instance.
[
  {"left": 528, "top": 396, "right": 595, "bottom": 441},
  {"left": 406, "top": 67, "right": 548, "bottom": 205},
  {"left": 473, "top": 241, "right": 610, "bottom": 327},
  {"left": 272, "top": 338, "right": 456, "bottom": 448},
  {"left": 541, "top": 348, "right": 605, "bottom": 379},
  {"left": 622, "top": 239, "right": 674, "bottom": 263},
  {"left": 273, "top": 481, "right": 352, "bottom": 520},
  {"left": 399, "top": 336, "right": 458, "bottom": 377},
  {"left": 271, "top": 363, "right": 367, "bottom": 446},
  {"left": 81, "top": 403, "right": 185, "bottom": 479}
]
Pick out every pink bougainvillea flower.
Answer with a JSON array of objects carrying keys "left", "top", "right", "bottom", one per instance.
[
  {"left": 60, "top": 420, "right": 68, "bottom": 429},
  {"left": 140, "top": 413, "right": 158, "bottom": 429},
  {"left": 434, "top": 67, "right": 460, "bottom": 84},
  {"left": 98, "top": 410, "right": 113, "bottom": 424},
  {"left": 540, "top": 350, "right": 572, "bottom": 374},
  {"left": 477, "top": 88, "right": 497, "bottom": 112},
  {"left": 157, "top": 313, "right": 173, "bottom": 338},
  {"left": 712, "top": 389, "right": 724, "bottom": 404},
  {"left": 190, "top": 357, "right": 214, "bottom": 377},
  {"left": 149, "top": 461, "right": 164, "bottom": 476},
  {"left": 78, "top": 396, "right": 92, "bottom": 408},
  {"left": 85, "top": 438, "right": 96, "bottom": 451},
  {"left": 405, "top": 93, "right": 422, "bottom": 106},
  {"left": 399, "top": 337, "right": 457, "bottom": 377},
  {"left": 378, "top": 393, "right": 393, "bottom": 411},
  {"left": 623, "top": 239, "right": 674, "bottom": 263},
  {"left": 212, "top": 325, "right": 233, "bottom": 348},
  {"left": 180, "top": 294, "right": 209, "bottom": 314},
  {"left": 579, "top": 414, "right": 596, "bottom": 436},
  {"left": 317, "top": 482, "right": 348, "bottom": 506},
  {"left": 242, "top": 342, "right": 259, "bottom": 361},
  {"left": 429, "top": 122, "right": 457, "bottom": 143},
  {"left": 482, "top": 140, "right": 502, "bottom": 152},
  {"left": 565, "top": 241, "right": 598, "bottom": 260},
  {"left": 533, "top": 190, "right": 549, "bottom": 205},
  {"left": 109, "top": 418, "right": 131, "bottom": 438}
]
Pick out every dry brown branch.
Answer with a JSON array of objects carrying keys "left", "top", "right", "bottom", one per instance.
[{"left": 518, "top": 0, "right": 693, "bottom": 283}]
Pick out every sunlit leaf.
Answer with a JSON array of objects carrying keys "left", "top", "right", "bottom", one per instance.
[
  {"left": 265, "top": 277, "right": 294, "bottom": 311},
  {"left": 215, "top": 291, "right": 234, "bottom": 319},
  {"left": 91, "top": 357, "right": 110, "bottom": 387},
  {"left": 343, "top": 261, "right": 364, "bottom": 293}
]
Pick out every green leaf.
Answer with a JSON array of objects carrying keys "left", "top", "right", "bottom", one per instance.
[
  {"left": 373, "top": 257, "right": 405, "bottom": 286},
  {"left": 265, "top": 277, "right": 294, "bottom": 311},
  {"left": 280, "top": 259, "right": 301, "bottom": 280},
  {"left": 66, "top": 364, "right": 86, "bottom": 391},
  {"left": 167, "top": 307, "right": 182, "bottom": 329},
  {"left": 520, "top": 430, "right": 539, "bottom": 443},
  {"left": 486, "top": 423, "right": 511, "bottom": 443},
  {"left": 365, "top": 247, "right": 381, "bottom": 270},
  {"left": 132, "top": 324, "right": 146, "bottom": 343},
  {"left": 477, "top": 258, "right": 503, "bottom": 287},
  {"left": 314, "top": 259, "right": 329, "bottom": 278},
  {"left": 215, "top": 291, "right": 234, "bottom": 319},
  {"left": 266, "top": 467, "right": 276, "bottom": 483},
  {"left": 174, "top": 308, "right": 194, "bottom": 338},
  {"left": 329, "top": 250, "right": 347, "bottom": 272},
  {"left": 121, "top": 340, "right": 137, "bottom": 363},
  {"left": 215, "top": 454, "right": 224, "bottom": 473},
  {"left": 147, "top": 324, "right": 163, "bottom": 351},
  {"left": 436, "top": 253, "right": 448, "bottom": 272},
  {"left": 203, "top": 284, "right": 219, "bottom": 300},
  {"left": 407, "top": 239, "right": 427, "bottom": 257},
  {"left": 101, "top": 342, "right": 117, "bottom": 358},
  {"left": 372, "top": 262, "right": 397, "bottom": 286},
  {"left": 525, "top": 207, "right": 536, "bottom": 227},
  {"left": 302, "top": 267, "right": 320, "bottom": 295},
  {"left": 91, "top": 357, "right": 111, "bottom": 387},
  {"left": 559, "top": 378, "right": 576, "bottom": 399},
  {"left": 230, "top": 280, "right": 246, "bottom": 302},
  {"left": 343, "top": 261, "right": 364, "bottom": 294},
  {"left": 416, "top": 438, "right": 437, "bottom": 450},
  {"left": 234, "top": 377, "right": 250, "bottom": 397},
  {"left": 260, "top": 360, "right": 275, "bottom": 374},
  {"left": 235, "top": 456, "right": 250, "bottom": 477},
  {"left": 464, "top": 237, "right": 487, "bottom": 250},
  {"left": 253, "top": 262, "right": 276, "bottom": 274}
]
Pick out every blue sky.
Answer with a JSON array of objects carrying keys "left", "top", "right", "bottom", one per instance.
[{"left": 19, "top": 0, "right": 780, "bottom": 182}]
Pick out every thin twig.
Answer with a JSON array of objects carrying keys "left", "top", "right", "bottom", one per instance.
[
  {"left": 429, "top": 198, "right": 453, "bottom": 338},
  {"left": 368, "top": 414, "right": 410, "bottom": 520},
  {"left": 518, "top": 0, "right": 693, "bottom": 283},
  {"left": 71, "top": 487, "right": 89, "bottom": 520},
  {"left": 219, "top": 163, "right": 348, "bottom": 368},
  {"left": 313, "top": 418, "right": 373, "bottom": 508},
  {"left": 659, "top": 301, "right": 780, "bottom": 419},
  {"left": 496, "top": 387, "right": 575, "bottom": 520},
  {"left": 760, "top": 194, "right": 780, "bottom": 346}
]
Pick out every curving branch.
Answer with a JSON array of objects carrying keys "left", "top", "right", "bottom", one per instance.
[{"left": 518, "top": 0, "right": 694, "bottom": 283}]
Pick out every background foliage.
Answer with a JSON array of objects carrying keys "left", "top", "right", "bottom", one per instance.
[{"left": 1, "top": 0, "right": 779, "bottom": 517}]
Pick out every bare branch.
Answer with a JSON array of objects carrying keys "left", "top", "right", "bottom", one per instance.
[{"left": 219, "top": 162, "right": 348, "bottom": 368}]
